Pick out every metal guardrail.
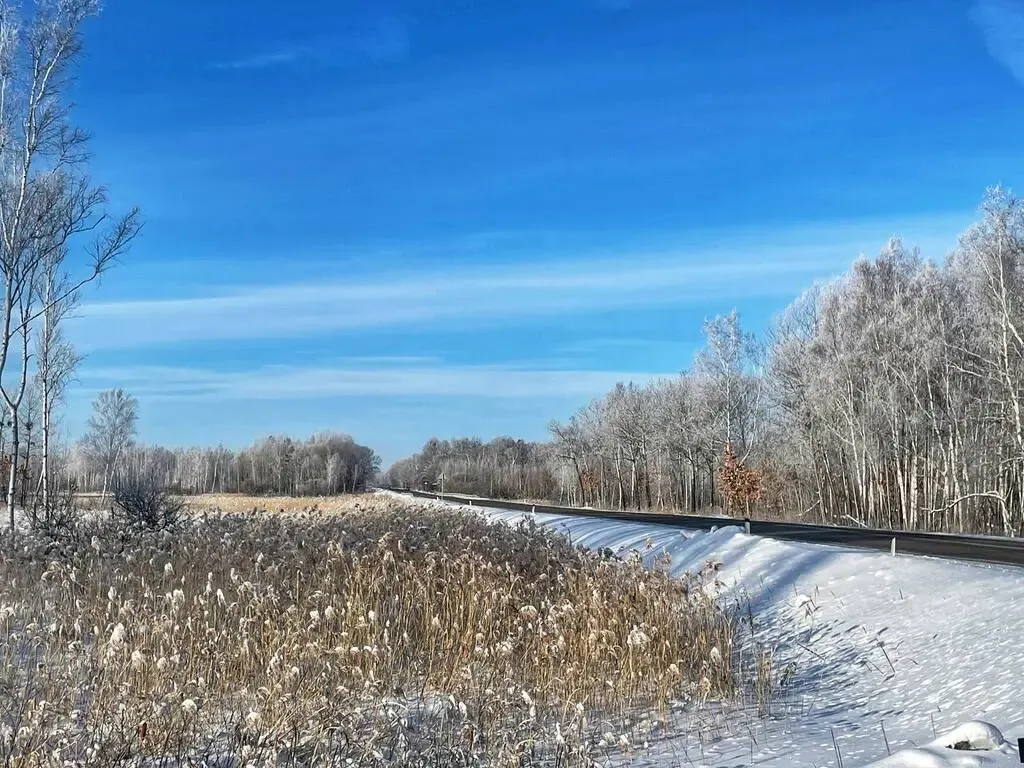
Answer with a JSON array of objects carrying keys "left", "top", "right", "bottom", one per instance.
[{"left": 389, "top": 488, "right": 1024, "bottom": 568}]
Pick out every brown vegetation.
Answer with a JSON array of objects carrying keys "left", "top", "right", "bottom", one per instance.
[
  {"left": 0, "top": 494, "right": 747, "bottom": 766},
  {"left": 717, "top": 444, "right": 765, "bottom": 516}
]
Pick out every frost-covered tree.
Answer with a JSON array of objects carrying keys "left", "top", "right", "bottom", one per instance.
[
  {"left": 0, "top": 0, "right": 139, "bottom": 531},
  {"left": 391, "top": 188, "right": 1024, "bottom": 536},
  {"left": 81, "top": 388, "right": 138, "bottom": 499}
]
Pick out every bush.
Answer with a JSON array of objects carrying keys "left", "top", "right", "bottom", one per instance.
[
  {"left": 29, "top": 481, "right": 81, "bottom": 542},
  {"left": 112, "top": 476, "right": 186, "bottom": 532}
]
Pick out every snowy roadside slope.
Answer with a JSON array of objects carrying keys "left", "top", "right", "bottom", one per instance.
[{"left": 457, "top": 502, "right": 1024, "bottom": 767}]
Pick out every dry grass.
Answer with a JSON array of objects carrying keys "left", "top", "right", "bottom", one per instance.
[
  {"left": 189, "top": 494, "right": 360, "bottom": 516},
  {"left": 0, "top": 494, "right": 745, "bottom": 767}
]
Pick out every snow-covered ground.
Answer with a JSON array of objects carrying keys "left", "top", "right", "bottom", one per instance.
[{"left": 409, "top": 496, "right": 1024, "bottom": 767}]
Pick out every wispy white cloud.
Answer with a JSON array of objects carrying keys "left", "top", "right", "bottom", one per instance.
[
  {"left": 217, "top": 46, "right": 319, "bottom": 71},
  {"left": 556, "top": 337, "right": 687, "bottom": 357},
  {"left": 67, "top": 216, "right": 967, "bottom": 351},
  {"left": 971, "top": 0, "right": 1024, "bottom": 84},
  {"left": 216, "top": 16, "right": 411, "bottom": 71},
  {"left": 76, "top": 362, "right": 667, "bottom": 402},
  {"left": 66, "top": 256, "right": 821, "bottom": 350}
]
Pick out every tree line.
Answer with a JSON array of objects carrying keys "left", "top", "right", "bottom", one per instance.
[
  {"left": 385, "top": 437, "right": 557, "bottom": 501},
  {"left": 387, "top": 189, "right": 1024, "bottom": 537},
  {"left": 76, "top": 429, "right": 381, "bottom": 498},
  {"left": 16, "top": 387, "right": 380, "bottom": 499}
]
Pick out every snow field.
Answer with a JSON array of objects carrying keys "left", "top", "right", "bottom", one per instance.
[{"left": 448, "top": 501, "right": 1024, "bottom": 767}]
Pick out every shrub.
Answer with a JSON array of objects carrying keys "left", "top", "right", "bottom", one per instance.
[
  {"left": 112, "top": 476, "right": 186, "bottom": 532},
  {"left": 29, "top": 481, "right": 81, "bottom": 543}
]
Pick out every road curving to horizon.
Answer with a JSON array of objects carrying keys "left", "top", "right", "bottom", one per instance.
[{"left": 389, "top": 488, "right": 1024, "bottom": 568}]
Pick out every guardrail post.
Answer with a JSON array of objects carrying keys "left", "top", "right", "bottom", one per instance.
[
  {"left": 468, "top": 500, "right": 473, "bottom": 507},
  {"left": 891, "top": 537, "right": 897, "bottom": 557},
  {"left": 744, "top": 518, "right": 751, "bottom": 535}
]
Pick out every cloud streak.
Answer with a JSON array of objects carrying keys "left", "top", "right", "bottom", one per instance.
[
  {"left": 76, "top": 362, "right": 668, "bottom": 402},
  {"left": 217, "top": 46, "right": 318, "bottom": 71},
  {"left": 69, "top": 210, "right": 970, "bottom": 352},
  {"left": 68, "top": 248, "right": 842, "bottom": 351},
  {"left": 216, "top": 16, "right": 411, "bottom": 71},
  {"left": 971, "top": 0, "right": 1024, "bottom": 84}
]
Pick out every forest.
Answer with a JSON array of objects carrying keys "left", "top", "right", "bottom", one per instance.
[
  {"left": 64, "top": 425, "right": 380, "bottom": 498},
  {"left": 386, "top": 190, "right": 1024, "bottom": 537},
  {"left": 3, "top": 391, "right": 381, "bottom": 509},
  {"left": 5, "top": 403, "right": 381, "bottom": 503},
  {"left": 74, "top": 432, "right": 382, "bottom": 497}
]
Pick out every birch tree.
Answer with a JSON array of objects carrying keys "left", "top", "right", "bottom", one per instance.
[
  {"left": 694, "top": 311, "right": 762, "bottom": 459},
  {"left": 0, "top": 0, "right": 140, "bottom": 532},
  {"left": 947, "top": 188, "right": 1024, "bottom": 534},
  {"left": 82, "top": 388, "right": 137, "bottom": 499},
  {"left": 35, "top": 247, "right": 80, "bottom": 516}
]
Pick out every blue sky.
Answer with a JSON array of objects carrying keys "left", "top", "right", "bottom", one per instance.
[{"left": 59, "top": 0, "right": 1024, "bottom": 465}]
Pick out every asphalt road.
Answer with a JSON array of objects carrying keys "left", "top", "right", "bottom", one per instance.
[{"left": 392, "top": 488, "right": 1024, "bottom": 568}]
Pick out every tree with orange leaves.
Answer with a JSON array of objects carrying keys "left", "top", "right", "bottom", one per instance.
[{"left": 718, "top": 442, "right": 765, "bottom": 516}]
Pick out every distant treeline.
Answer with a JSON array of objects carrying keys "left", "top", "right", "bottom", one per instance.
[
  {"left": 67, "top": 433, "right": 381, "bottom": 497},
  {"left": 386, "top": 437, "right": 556, "bottom": 501},
  {"left": 386, "top": 190, "right": 1024, "bottom": 537}
]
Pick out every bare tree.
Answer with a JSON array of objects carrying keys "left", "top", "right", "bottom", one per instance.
[
  {"left": 0, "top": 1, "right": 140, "bottom": 533},
  {"left": 694, "top": 310, "right": 762, "bottom": 461},
  {"left": 82, "top": 388, "right": 137, "bottom": 500},
  {"left": 35, "top": 250, "right": 81, "bottom": 515}
]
